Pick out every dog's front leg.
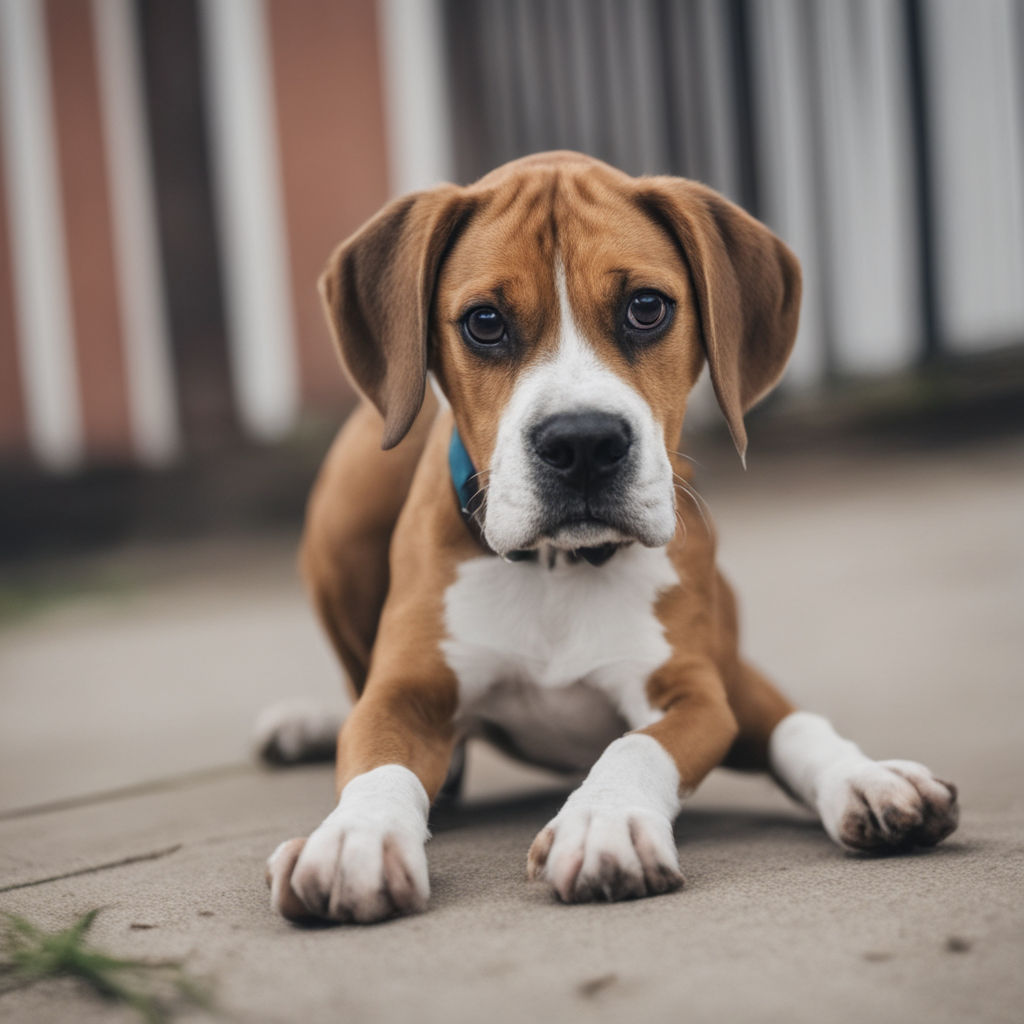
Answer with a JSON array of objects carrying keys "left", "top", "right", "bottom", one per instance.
[
  {"left": 768, "top": 712, "right": 959, "bottom": 853},
  {"left": 528, "top": 660, "right": 737, "bottom": 903},
  {"left": 266, "top": 680, "right": 455, "bottom": 924}
]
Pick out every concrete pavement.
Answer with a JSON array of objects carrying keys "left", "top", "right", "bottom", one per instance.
[{"left": 1, "top": 433, "right": 1022, "bottom": 1023}]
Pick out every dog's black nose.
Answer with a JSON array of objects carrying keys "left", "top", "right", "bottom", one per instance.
[{"left": 532, "top": 412, "right": 633, "bottom": 492}]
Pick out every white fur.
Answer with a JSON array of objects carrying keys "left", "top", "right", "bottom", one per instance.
[
  {"left": 428, "top": 370, "right": 450, "bottom": 407},
  {"left": 529, "top": 734, "right": 684, "bottom": 902},
  {"left": 482, "top": 261, "right": 676, "bottom": 556},
  {"left": 284, "top": 765, "right": 430, "bottom": 922},
  {"left": 443, "top": 542, "right": 678, "bottom": 770},
  {"left": 252, "top": 698, "right": 341, "bottom": 763},
  {"left": 769, "top": 711, "right": 958, "bottom": 852}
]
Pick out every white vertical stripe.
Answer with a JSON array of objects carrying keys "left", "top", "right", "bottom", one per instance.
[
  {"left": 925, "top": 0, "right": 1024, "bottom": 350},
  {"left": 92, "top": 0, "right": 180, "bottom": 466},
  {"left": 199, "top": 0, "right": 298, "bottom": 442},
  {"left": 377, "top": 0, "right": 453, "bottom": 194},
  {"left": 0, "top": 0, "right": 82, "bottom": 470},
  {"left": 817, "top": 0, "right": 919, "bottom": 373}
]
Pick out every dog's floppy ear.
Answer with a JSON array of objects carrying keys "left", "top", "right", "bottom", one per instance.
[
  {"left": 637, "top": 179, "right": 801, "bottom": 464},
  {"left": 319, "top": 185, "right": 471, "bottom": 449}
]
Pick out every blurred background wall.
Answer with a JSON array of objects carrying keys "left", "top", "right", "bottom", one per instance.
[{"left": 0, "top": 0, "right": 1022, "bottom": 551}]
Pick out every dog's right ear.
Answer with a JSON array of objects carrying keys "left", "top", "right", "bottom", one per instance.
[
  {"left": 635, "top": 178, "right": 801, "bottom": 465},
  {"left": 319, "top": 186, "right": 472, "bottom": 450}
]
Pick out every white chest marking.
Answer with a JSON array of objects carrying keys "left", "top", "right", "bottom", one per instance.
[{"left": 442, "top": 544, "right": 678, "bottom": 766}]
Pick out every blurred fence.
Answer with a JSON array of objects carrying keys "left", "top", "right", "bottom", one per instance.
[
  {"left": 0, "top": 0, "right": 388, "bottom": 473},
  {"left": 444, "top": 0, "right": 1024, "bottom": 386},
  {"left": 1, "top": 0, "right": 1023, "bottom": 476}
]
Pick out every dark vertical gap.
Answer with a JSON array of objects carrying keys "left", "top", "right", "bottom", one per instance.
[
  {"left": 562, "top": 0, "right": 590, "bottom": 155},
  {"left": 134, "top": 0, "right": 237, "bottom": 452},
  {"left": 489, "top": 0, "right": 521, "bottom": 169},
  {"left": 654, "top": 0, "right": 684, "bottom": 174},
  {"left": 902, "top": 0, "right": 942, "bottom": 364},
  {"left": 671, "top": 0, "right": 689, "bottom": 177},
  {"left": 552, "top": 0, "right": 580, "bottom": 152},
  {"left": 583, "top": 3, "right": 613, "bottom": 161},
  {"left": 611, "top": 0, "right": 639, "bottom": 174},
  {"left": 600, "top": 0, "right": 629, "bottom": 170},
  {"left": 680, "top": 0, "right": 710, "bottom": 183},
  {"left": 512, "top": 0, "right": 535, "bottom": 154},
  {"left": 504, "top": 1, "right": 531, "bottom": 157},
  {"left": 723, "top": 0, "right": 760, "bottom": 217},
  {"left": 542, "top": 0, "right": 572, "bottom": 149},
  {"left": 529, "top": 0, "right": 558, "bottom": 150},
  {"left": 602, "top": 0, "right": 623, "bottom": 169},
  {"left": 799, "top": 0, "right": 839, "bottom": 378},
  {"left": 443, "top": 0, "right": 488, "bottom": 182}
]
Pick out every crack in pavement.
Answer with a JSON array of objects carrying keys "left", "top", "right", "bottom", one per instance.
[
  {"left": 0, "top": 763, "right": 255, "bottom": 822},
  {"left": 0, "top": 843, "right": 183, "bottom": 893}
]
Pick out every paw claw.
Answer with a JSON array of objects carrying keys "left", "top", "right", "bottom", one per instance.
[
  {"left": 823, "top": 759, "right": 959, "bottom": 854},
  {"left": 531, "top": 805, "right": 681, "bottom": 905},
  {"left": 526, "top": 827, "right": 555, "bottom": 880},
  {"left": 266, "top": 838, "right": 315, "bottom": 922}
]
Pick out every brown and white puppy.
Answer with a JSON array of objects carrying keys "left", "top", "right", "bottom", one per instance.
[{"left": 264, "top": 152, "right": 958, "bottom": 924}]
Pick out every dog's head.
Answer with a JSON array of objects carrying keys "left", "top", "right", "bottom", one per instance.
[{"left": 320, "top": 152, "right": 800, "bottom": 557}]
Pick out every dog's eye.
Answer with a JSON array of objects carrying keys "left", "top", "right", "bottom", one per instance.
[
  {"left": 626, "top": 291, "right": 668, "bottom": 330},
  {"left": 463, "top": 307, "right": 507, "bottom": 345}
]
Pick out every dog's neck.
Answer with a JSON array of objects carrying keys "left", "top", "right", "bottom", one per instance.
[{"left": 448, "top": 427, "right": 620, "bottom": 568}]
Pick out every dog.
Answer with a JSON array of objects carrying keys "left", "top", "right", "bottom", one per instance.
[{"left": 263, "top": 151, "right": 959, "bottom": 923}]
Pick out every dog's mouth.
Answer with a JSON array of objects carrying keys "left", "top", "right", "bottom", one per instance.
[
  {"left": 506, "top": 515, "right": 632, "bottom": 568},
  {"left": 521, "top": 505, "right": 639, "bottom": 553},
  {"left": 543, "top": 516, "right": 629, "bottom": 549}
]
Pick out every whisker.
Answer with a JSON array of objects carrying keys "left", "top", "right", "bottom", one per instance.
[
  {"left": 671, "top": 470, "right": 711, "bottom": 513},
  {"left": 465, "top": 483, "right": 488, "bottom": 517},
  {"left": 459, "top": 465, "right": 493, "bottom": 523},
  {"left": 673, "top": 505, "right": 688, "bottom": 548},
  {"left": 464, "top": 467, "right": 491, "bottom": 488},
  {"left": 672, "top": 477, "right": 712, "bottom": 538},
  {"left": 668, "top": 449, "right": 702, "bottom": 468}
]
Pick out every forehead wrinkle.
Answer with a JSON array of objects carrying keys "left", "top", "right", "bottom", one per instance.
[
  {"left": 444, "top": 189, "right": 554, "bottom": 291},
  {"left": 481, "top": 180, "right": 539, "bottom": 221},
  {"left": 478, "top": 178, "right": 555, "bottom": 239}
]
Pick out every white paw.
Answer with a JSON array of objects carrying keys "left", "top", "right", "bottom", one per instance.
[
  {"left": 818, "top": 758, "right": 959, "bottom": 853},
  {"left": 527, "top": 800, "right": 683, "bottom": 903},
  {"left": 253, "top": 699, "right": 342, "bottom": 765},
  {"left": 266, "top": 766, "right": 430, "bottom": 923}
]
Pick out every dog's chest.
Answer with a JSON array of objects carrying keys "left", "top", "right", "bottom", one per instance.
[{"left": 442, "top": 545, "right": 678, "bottom": 767}]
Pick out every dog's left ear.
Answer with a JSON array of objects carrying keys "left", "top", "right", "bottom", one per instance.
[
  {"left": 637, "top": 179, "right": 801, "bottom": 464},
  {"left": 319, "top": 185, "right": 472, "bottom": 450}
]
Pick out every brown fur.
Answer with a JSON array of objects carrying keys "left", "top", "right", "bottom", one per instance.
[{"left": 306, "top": 151, "right": 801, "bottom": 802}]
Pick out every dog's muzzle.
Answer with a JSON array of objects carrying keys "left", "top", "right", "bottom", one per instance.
[{"left": 527, "top": 410, "right": 640, "bottom": 546}]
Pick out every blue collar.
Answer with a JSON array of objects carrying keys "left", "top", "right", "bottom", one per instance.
[
  {"left": 449, "top": 427, "right": 533, "bottom": 561},
  {"left": 448, "top": 426, "right": 480, "bottom": 517}
]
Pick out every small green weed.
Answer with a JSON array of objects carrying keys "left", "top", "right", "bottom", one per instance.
[{"left": 0, "top": 909, "right": 213, "bottom": 1022}]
